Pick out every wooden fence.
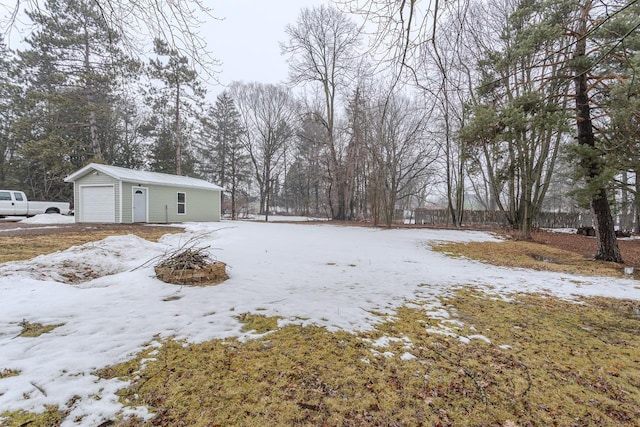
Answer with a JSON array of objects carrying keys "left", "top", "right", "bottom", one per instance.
[{"left": 412, "top": 209, "right": 597, "bottom": 229}]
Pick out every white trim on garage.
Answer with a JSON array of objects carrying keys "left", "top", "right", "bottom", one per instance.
[
  {"left": 119, "top": 180, "right": 123, "bottom": 223},
  {"left": 79, "top": 185, "right": 115, "bottom": 223}
]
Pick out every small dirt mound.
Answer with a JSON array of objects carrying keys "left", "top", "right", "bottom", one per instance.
[{"left": 155, "top": 248, "right": 228, "bottom": 286}]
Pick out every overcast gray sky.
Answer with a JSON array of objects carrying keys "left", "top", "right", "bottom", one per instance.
[
  {"left": 206, "top": 0, "right": 331, "bottom": 97},
  {"left": 0, "top": 0, "right": 334, "bottom": 100}
]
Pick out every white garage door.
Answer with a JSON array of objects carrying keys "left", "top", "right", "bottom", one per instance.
[{"left": 80, "top": 185, "right": 115, "bottom": 223}]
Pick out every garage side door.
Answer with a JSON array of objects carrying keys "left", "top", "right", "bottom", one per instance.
[{"left": 80, "top": 185, "right": 115, "bottom": 223}]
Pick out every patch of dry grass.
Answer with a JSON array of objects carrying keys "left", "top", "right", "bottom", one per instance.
[
  {"left": 433, "top": 240, "right": 628, "bottom": 277},
  {"left": 237, "top": 313, "right": 280, "bottom": 334},
  {"left": 18, "top": 320, "right": 63, "bottom": 338},
  {"left": 0, "top": 368, "right": 20, "bottom": 379},
  {"left": 0, "top": 407, "right": 65, "bottom": 427},
  {"left": 79, "top": 291, "right": 640, "bottom": 426},
  {"left": 0, "top": 227, "right": 183, "bottom": 264}
]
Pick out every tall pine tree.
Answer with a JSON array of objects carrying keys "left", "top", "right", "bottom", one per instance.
[
  {"left": 0, "top": 39, "right": 21, "bottom": 188},
  {"left": 14, "top": 0, "right": 134, "bottom": 198},
  {"left": 200, "top": 92, "right": 249, "bottom": 218},
  {"left": 146, "top": 39, "right": 205, "bottom": 176},
  {"left": 460, "top": 0, "right": 571, "bottom": 239}
]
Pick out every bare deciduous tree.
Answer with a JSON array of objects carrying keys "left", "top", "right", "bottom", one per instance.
[
  {"left": 417, "top": 0, "right": 475, "bottom": 227},
  {"left": 230, "top": 82, "right": 297, "bottom": 221},
  {"left": 281, "top": 4, "right": 361, "bottom": 220},
  {"left": 367, "top": 91, "right": 438, "bottom": 227}
]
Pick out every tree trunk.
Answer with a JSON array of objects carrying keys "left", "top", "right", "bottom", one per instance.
[
  {"left": 231, "top": 188, "right": 236, "bottom": 220},
  {"left": 328, "top": 156, "right": 347, "bottom": 220},
  {"left": 265, "top": 180, "right": 271, "bottom": 222},
  {"left": 591, "top": 188, "right": 622, "bottom": 261},
  {"left": 456, "top": 160, "right": 465, "bottom": 226},
  {"left": 88, "top": 108, "right": 102, "bottom": 161},
  {"left": 175, "top": 81, "right": 182, "bottom": 175},
  {"left": 635, "top": 176, "right": 640, "bottom": 234},
  {"left": 83, "top": 23, "right": 102, "bottom": 161},
  {"left": 574, "top": 1, "right": 622, "bottom": 263}
]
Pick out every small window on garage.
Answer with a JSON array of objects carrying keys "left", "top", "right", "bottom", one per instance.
[
  {"left": 177, "top": 192, "right": 186, "bottom": 214},
  {"left": 13, "top": 192, "right": 24, "bottom": 201}
]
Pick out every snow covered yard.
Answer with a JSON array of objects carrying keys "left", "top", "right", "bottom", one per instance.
[{"left": 1, "top": 218, "right": 639, "bottom": 425}]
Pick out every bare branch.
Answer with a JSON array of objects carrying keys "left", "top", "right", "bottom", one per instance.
[{"left": 1, "top": 0, "right": 222, "bottom": 81}]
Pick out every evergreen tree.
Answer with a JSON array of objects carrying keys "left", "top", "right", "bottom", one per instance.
[
  {"left": 142, "top": 115, "right": 175, "bottom": 173},
  {"left": 12, "top": 0, "right": 135, "bottom": 199},
  {"left": 105, "top": 95, "right": 147, "bottom": 169},
  {"left": 200, "top": 92, "right": 250, "bottom": 218},
  {"left": 146, "top": 38, "right": 205, "bottom": 176},
  {"left": 202, "top": 93, "right": 243, "bottom": 186},
  {"left": 460, "top": 0, "right": 571, "bottom": 239},
  {"left": 0, "top": 40, "right": 21, "bottom": 188},
  {"left": 599, "top": 1, "right": 640, "bottom": 230},
  {"left": 565, "top": 0, "right": 639, "bottom": 262}
]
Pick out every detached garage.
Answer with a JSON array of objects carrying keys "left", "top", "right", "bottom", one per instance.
[{"left": 64, "top": 163, "right": 223, "bottom": 223}]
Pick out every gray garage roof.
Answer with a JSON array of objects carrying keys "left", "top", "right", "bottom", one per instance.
[{"left": 65, "top": 163, "right": 223, "bottom": 191}]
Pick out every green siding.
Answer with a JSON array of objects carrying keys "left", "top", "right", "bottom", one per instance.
[
  {"left": 122, "top": 182, "right": 134, "bottom": 223},
  {"left": 145, "top": 185, "right": 220, "bottom": 223},
  {"left": 73, "top": 173, "right": 120, "bottom": 223}
]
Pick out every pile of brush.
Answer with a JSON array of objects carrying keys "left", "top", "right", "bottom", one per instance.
[
  {"left": 157, "top": 248, "right": 211, "bottom": 270},
  {"left": 155, "top": 246, "right": 228, "bottom": 286}
]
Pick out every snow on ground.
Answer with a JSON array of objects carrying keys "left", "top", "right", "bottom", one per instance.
[
  {"left": 0, "top": 214, "right": 74, "bottom": 229},
  {"left": 541, "top": 227, "right": 578, "bottom": 234},
  {"left": 0, "top": 213, "right": 75, "bottom": 225},
  {"left": 1, "top": 219, "right": 639, "bottom": 425},
  {"left": 240, "top": 214, "right": 330, "bottom": 222},
  {"left": 19, "top": 214, "right": 76, "bottom": 225}
]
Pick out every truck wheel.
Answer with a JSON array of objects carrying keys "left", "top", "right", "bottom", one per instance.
[{"left": 45, "top": 208, "right": 60, "bottom": 214}]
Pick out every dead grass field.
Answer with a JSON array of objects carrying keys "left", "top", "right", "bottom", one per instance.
[
  {"left": 1, "top": 227, "right": 639, "bottom": 426},
  {"left": 10, "top": 290, "right": 635, "bottom": 426},
  {"left": 432, "top": 239, "right": 634, "bottom": 278},
  {"left": 0, "top": 224, "right": 184, "bottom": 264}
]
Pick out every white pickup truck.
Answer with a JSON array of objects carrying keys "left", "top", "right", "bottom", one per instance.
[{"left": 0, "top": 190, "right": 72, "bottom": 217}]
